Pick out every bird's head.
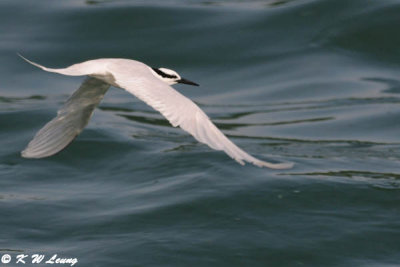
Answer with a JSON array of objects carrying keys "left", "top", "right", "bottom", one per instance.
[{"left": 151, "top": 67, "right": 199, "bottom": 86}]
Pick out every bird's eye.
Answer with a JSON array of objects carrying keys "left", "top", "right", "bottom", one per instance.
[{"left": 152, "top": 68, "right": 177, "bottom": 79}]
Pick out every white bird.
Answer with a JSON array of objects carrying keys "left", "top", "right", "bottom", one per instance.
[{"left": 19, "top": 55, "right": 293, "bottom": 169}]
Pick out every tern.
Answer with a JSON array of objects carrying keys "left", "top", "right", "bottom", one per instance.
[{"left": 19, "top": 55, "right": 293, "bottom": 169}]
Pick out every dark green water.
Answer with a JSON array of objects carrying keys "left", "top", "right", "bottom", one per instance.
[{"left": 1, "top": 0, "right": 400, "bottom": 266}]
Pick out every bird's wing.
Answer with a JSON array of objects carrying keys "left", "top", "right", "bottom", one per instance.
[
  {"left": 22, "top": 77, "right": 110, "bottom": 158},
  {"left": 112, "top": 71, "right": 293, "bottom": 169}
]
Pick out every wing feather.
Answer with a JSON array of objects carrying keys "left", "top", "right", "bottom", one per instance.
[
  {"left": 112, "top": 71, "right": 293, "bottom": 169},
  {"left": 22, "top": 77, "right": 110, "bottom": 158}
]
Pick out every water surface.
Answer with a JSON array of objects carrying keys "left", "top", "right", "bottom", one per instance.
[{"left": 1, "top": 0, "right": 400, "bottom": 266}]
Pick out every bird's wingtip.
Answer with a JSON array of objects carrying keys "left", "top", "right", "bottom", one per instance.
[
  {"left": 17, "top": 52, "right": 27, "bottom": 61},
  {"left": 17, "top": 53, "right": 46, "bottom": 71},
  {"left": 17, "top": 53, "right": 32, "bottom": 64},
  {"left": 20, "top": 149, "right": 30, "bottom": 158},
  {"left": 21, "top": 147, "right": 36, "bottom": 158},
  {"left": 21, "top": 150, "right": 47, "bottom": 159},
  {"left": 21, "top": 147, "right": 44, "bottom": 159}
]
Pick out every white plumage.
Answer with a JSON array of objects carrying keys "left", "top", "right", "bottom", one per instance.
[{"left": 20, "top": 55, "right": 293, "bottom": 169}]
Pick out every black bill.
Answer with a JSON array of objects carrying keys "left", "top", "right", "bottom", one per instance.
[{"left": 178, "top": 78, "right": 199, "bottom": 86}]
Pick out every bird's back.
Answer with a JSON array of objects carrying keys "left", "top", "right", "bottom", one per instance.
[{"left": 82, "top": 58, "right": 153, "bottom": 87}]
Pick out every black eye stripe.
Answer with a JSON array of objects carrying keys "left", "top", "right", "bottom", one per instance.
[{"left": 152, "top": 68, "right": 177, "bottom": 79}]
